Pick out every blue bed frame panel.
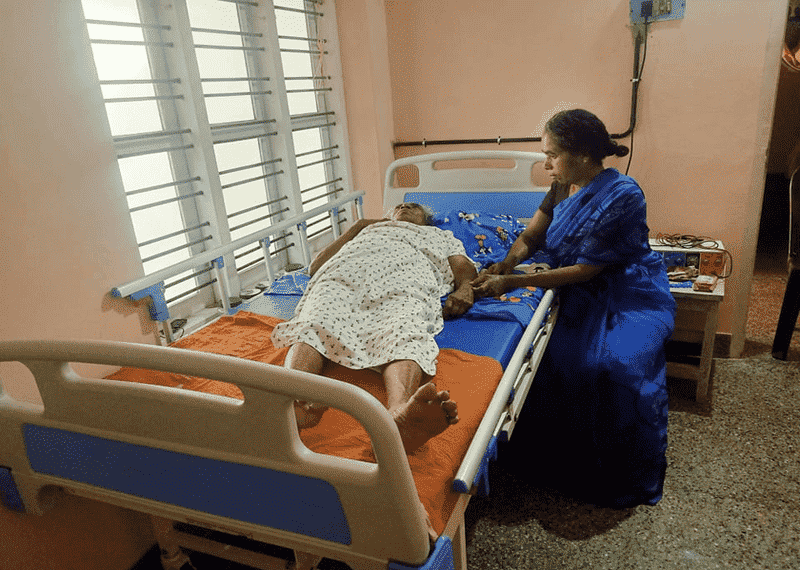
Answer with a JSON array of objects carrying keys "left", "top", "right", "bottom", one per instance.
[
  {"left": 0, "top": 466, "right": 25, "bottom": 512},
  {"left": 23, "top": 425, "right": 352, "bottom": 544}
]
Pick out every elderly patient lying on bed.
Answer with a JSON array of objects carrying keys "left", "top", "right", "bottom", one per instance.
[{"left": 271, "top": 202, "right": 478, "bottom": 454}]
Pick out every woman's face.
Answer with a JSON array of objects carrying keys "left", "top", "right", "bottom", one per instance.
[
  {"left": 392, "top": 202, "right": 428, "bottom": 225},
  {"left": 542, "top": 132, "right": 589, "bottom": 187}
]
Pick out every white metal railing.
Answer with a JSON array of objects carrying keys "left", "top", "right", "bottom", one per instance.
[
  {"left": 112, "top": 191, "right": 364, "bottom": 327},
  {"left": 452, "top": 287, "right": 556, "bottom": 493}
]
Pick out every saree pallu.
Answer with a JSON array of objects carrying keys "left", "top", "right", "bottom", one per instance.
[{"left": 521, "top": 169, "right": 676, "bottom": 508}]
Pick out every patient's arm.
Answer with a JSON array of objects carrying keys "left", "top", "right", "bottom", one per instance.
[
  {"left": 443, "top": 254, "right": 478, "bottom": 318},
  {"left": 309, "top": 218, "right": 386, "bottom": 276}
]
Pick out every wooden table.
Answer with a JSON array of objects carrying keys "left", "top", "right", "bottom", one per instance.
[{"left": 650, "top": 239, "right": 726, "bottom": 402}]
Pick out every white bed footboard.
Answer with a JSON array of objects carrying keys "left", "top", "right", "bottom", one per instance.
[{"left": 0, "top": 340, "right": 432, "bottom": 567}]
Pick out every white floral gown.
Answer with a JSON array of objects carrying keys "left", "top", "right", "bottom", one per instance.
[{"left": 271, "top": 221, "right": 467, "bottom": 376}]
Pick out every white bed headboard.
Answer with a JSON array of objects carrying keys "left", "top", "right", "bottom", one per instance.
[{"left": 383, "top": 150, "right": 550, "bottom": 219}]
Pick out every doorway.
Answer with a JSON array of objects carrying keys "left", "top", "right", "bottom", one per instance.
[{"left": 747, "top": 18, "right": 800, "bottom": 354}]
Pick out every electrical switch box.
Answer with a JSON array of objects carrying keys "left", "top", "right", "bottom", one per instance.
[{"left": 630, "top": 0, "right": 686, "bottom": 24}]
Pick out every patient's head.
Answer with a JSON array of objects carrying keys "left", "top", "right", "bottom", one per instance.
[{"left": 390, "top": 202, "right": 433, "bottom": 225}]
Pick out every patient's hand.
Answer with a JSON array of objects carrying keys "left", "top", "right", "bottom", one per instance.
[
  {"left": 442, "top": 283, "right": 473, "bottom": 319},
  {"left": 471, "top": 273, "right": 511, "bottom": 298}
]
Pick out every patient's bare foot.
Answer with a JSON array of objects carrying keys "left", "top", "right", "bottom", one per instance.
[
  {"left": 391, "top": 382, "right": 459, "bottom": 454},
  {"left": 294, "top": 401, "right": 328, "bottom": 429}
]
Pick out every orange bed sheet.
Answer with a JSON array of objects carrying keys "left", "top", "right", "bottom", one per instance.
[{"left": 106, "top": 311, "right": 503, "bottom": 535}]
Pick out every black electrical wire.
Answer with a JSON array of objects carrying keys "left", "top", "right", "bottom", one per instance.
[
  {"left": 393, "top": 22, "right": 649, "bottom": 151},
  {"left": 626, "top": 20, "right": 649, "bottom": 176}
]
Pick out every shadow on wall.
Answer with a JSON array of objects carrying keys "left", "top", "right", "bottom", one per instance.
[{"left": 102, "top": 292, "right": 160, "bottom": 341}]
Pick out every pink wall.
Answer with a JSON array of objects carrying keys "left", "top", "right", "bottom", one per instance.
[
  {"left": 373, "top": 0, "right": 789, "bottom": 355},
  {"left": 337, "top": 0, "right": 397, "bottom": 218},
  {"left": 386, "top": 1, "right": 633, "bottom": 146},
  {"left": 0, "top": 1, "right": 158, "bottom": 568},
  {"left": 0, "top": 1, "right": 159, "bottom": 397}
]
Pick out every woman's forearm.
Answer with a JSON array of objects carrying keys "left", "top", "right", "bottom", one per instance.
[
  {"left": 444, "top": 255, "right": 478, "bottom": 318},
  {"left": 498, "top": 211, "right": 549, "bottom": 269},
  {"left": 502, "top": 238, "right": 534, "bottom": 268},
  {"left": 505, "top": 263, "right": 605, "bottom": 289}
]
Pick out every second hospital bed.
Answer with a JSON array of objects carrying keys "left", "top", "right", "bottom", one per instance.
[{"left": 0, "top": 150, "right": 556, "bottom": 570}]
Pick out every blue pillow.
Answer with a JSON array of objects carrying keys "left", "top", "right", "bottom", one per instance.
[
  {"left": 264, "top": 271, "right": 309, "bottom": 295},
  {"left": 432, "top": 210, "right": 526, "bottom": 269}
]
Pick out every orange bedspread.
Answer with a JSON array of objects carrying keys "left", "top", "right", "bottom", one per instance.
[{"left": 106, "top": 311, "right": 503, "bottom": 534}]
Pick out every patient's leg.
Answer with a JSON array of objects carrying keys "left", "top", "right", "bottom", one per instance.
[
  {"left": 284, "top": 342, "right": 328, "bottom": 429},
  {"left": 383, "top": 360, "right": 459, "bottom": 454}
]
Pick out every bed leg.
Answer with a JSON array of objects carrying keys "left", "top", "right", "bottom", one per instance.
[
  {"left": 442, "top": 494, "right": 470, "bottom": 570},
  {"left": 294, "top": 550, "right": 323, "bottom": 570},
  {"left": 151, "top": 516, "right": 197, "bottom": 570},
  {"left": 452, "top": 520, "right": 467, "bottom": 570}
]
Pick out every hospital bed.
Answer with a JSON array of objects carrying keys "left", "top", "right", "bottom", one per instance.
[{"left": 0, "top": 150, "right": 556, "bottom": 570}]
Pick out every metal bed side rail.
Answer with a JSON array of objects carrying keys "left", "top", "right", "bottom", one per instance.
[
  {"left": 110, "top": 191, "right": 365, "bottom": 321},
  {"left": 502, "top": 300, "right": 560, "bottom": 440},
  {"left": 452, "top": 288, "right": 556, "bottom": 493}
]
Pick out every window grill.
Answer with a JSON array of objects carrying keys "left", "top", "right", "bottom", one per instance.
[{"left": 82, "top": 0, "right": 352, "bottom": 313}]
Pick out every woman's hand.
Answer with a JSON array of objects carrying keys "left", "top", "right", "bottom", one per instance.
[
  {"left": 442, "top": 283, "right": 474, "bottom": 319},
  {"left": 482, "top": 260, "right": 515, "bottom": 275},
  {"left": 471, "top": 273, "right": 512, "bottom": 298}
]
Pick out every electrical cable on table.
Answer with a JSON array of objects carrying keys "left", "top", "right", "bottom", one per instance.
[{"left": 655, "top": 232, "right": 733, "bottom": 279}]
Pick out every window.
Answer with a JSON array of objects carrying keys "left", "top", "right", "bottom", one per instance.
[{"left": 81, "top": 0, "right": 352, "bottom": 311}]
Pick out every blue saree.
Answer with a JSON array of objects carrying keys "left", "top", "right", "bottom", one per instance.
[{"left": 521, "top": 168, "right": 676, "bottom": 508}]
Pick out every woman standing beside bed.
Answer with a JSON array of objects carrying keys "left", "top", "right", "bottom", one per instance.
[{"left": 472, "top": 109, "right": 676, "bottom": 508}]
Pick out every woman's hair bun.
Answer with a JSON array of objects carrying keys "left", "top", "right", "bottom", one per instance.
[
  {"left": 546, "top": 109, "right": 631, "bottom": 162},
  {"left": 610, "top": 142, "right": 630, "bottom": 158}
]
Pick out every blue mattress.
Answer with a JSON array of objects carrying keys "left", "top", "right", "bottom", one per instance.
[
  {"left": 242, "top": 293, "right": 524, "bottom": 369},
  {"left": 435, "top": 317, "right": 522, "bottom": 368}
]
